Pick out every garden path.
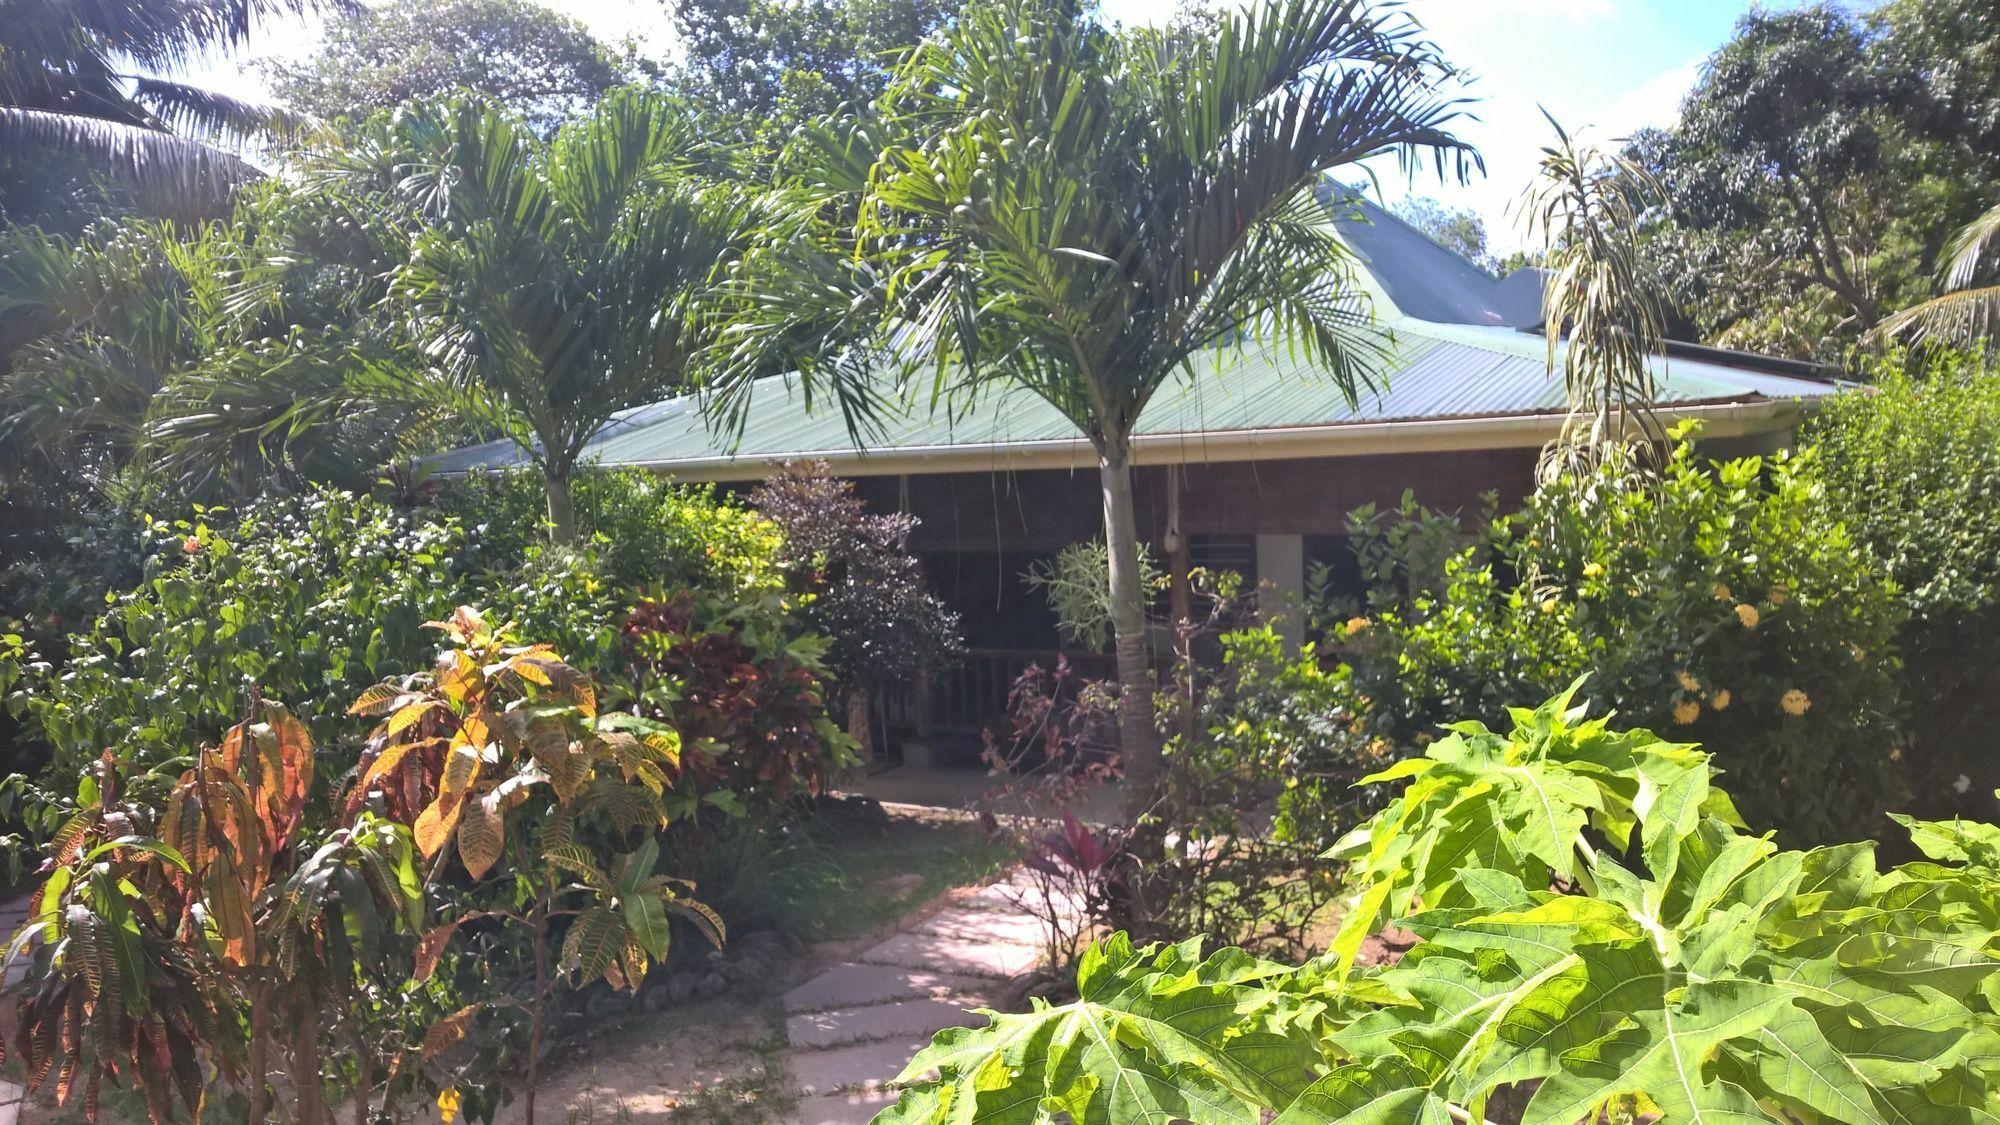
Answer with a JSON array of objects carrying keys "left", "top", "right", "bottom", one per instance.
[{"left": 777, "top": 868, "right": 1078, "bottom": 1125}]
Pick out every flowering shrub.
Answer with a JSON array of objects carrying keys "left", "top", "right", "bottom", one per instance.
[{"left": 1335, "top": 429, "right": 1905, "bottom": 845}]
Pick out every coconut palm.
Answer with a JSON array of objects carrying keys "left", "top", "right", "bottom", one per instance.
[
  {"left": 725, "top": 0, "right": 1475, "bottom": 789},
  {"left": 1882, "top": 200, "right": 2000, "bottom": 348},
  {"left": 311, "top": 90, "right": 796, "bottom": 541},
  {"left": 0, "top": 0, "right": 346, "bottom": 213}
]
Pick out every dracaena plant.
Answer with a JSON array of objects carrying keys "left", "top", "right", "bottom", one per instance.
[
  {"left": 345, "top": 605, "right": 722, "bottom": 1125},
  {"left": 877, "top": 682, "right": 2000, "bottom": 1124},
  {"left": 4, "top": 704, "right": 424, "bottom": 1125}
]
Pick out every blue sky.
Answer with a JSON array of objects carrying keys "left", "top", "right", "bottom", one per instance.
[{"left": 191, "top": 0, "right": 1786, "bottom": 252}]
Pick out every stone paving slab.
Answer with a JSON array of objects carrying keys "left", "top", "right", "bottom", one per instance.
[
  {"left": 788, "top": 1035, "right": 935, "bottom": 1097},
  {"left": 912, "top": 908, "right": 1049, "bottom": 947},
  {"left": 786, "top": 996, "right": 987, "bottom": 1051},
  {"left": 854, "top": 929, "right": 1042, "bottom": 980},
  {"left": 784, "top": 962, "right": 994, "bottom": 1015},
  {"left": 786, "top": 1085, "right": 906, "bottom": 1125}
]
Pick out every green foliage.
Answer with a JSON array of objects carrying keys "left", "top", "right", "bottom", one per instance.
[
  {"left": 1023, "top": 541, "right": 1162, "bottom": 654},
  {"left": 439, "top": 468, "right": 789, "bottom": 599},
  {"left": 261, "top": 0, "right": 641, "bottom": 130},
  {"left": 881, "top": 688, "right": 2000, "bottom": 1124},
  {"left": 1809, "top": 351, "right": 2000, "bottom": 821},
  {"left": 20, "top": 492, "right": 464, "bottom": 779},
  {"left": 1337, "top": 430, "right": 1907, "bottom": 846},
  {"left": 1638, "top": 0, "right": 2000, "bottom": 359},
  {"left": 663, "top": 0, "right": 955, "bottom": 157},
  {"left": 1389, "top": 196, "right": 1496, "bottom": 275}
]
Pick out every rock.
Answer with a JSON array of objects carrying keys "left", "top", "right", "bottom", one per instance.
[
  {"left": 734, "top": 952, "right": 770, "bottom": 979},
  {"left": 733, "top": 929, "right": 794, "bottom": 959},
  {"left": 641, "top": 987, "right": 674, "bottom": 1013},
  {"left": 666, "top": 972, "right": 699, "bottom": 1005},
  {"left": 696, "top": 971, "right": 729, "bottom": 999},
  {"left": 585, "top": 988, "right": 629, "bottom": 1019}
]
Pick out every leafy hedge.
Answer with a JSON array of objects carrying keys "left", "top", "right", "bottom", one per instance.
[
  {"left": 1332, "top": 430, "right": 1906, "bottom": 846},
  {"left": 8, "top": 480, "right": 825, "bottom": 806},
  {"left": 1808, "top": 351, "right": 2000, "bottom": 821},
  {"left": 881, "top": 685, "right": 2000, "bottom": 1123}
]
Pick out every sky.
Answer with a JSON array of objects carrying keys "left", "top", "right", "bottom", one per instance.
[{"left": 189, "top": 0, "right": 1787, "bottom": 254}]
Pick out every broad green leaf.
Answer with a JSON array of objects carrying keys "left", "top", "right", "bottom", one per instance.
[{"left": 1522, "top": 978, "right": 1792, "bottom": 1125}]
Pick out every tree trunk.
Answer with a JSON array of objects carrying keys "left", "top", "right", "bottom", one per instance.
[
  {"left": 294, "top": 1009, "right": 324, "bottom": 1125},
  {"left": 247, "top": 979, "right": 271, "bottom": 1123},
  {"left": 1165, "top": 465, "right": 1195, "bottom": 747},
  {"left": 1097, "top": 437, "right": 1160, "bottom": 797},
  {"left": 542, "top": 464, "right": 578, "bottom": 545},
  {"left": 525, "top": 906, "right": 548, "bottom": 1125},
  {"left": 847, "top": 690, "right": 873, "bottom": 760}
]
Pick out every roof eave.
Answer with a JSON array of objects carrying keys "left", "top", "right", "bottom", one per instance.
[{"left": 554, "top": 396, "right": 1809, "bottom": 483}]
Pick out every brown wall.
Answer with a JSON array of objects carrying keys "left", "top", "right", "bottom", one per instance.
[{"left": 845, "top": 448, "right": 1539, "bottom": 554}]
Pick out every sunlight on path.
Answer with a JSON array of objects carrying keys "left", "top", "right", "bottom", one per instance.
[{"left": 778, "top": 871, "right": 1077, "bottom": 1124}]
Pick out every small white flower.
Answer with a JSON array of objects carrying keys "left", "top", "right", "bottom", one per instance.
[{"left": 1953, "top": 774, "right": 1973, "bottom": 795}]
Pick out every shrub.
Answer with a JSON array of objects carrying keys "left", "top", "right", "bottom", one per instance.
[
  {"left": 436, "top": 468, "right": 788, "bottom": 598},
  {"left": 749, "top": 463, "right": 962, "bottom": 747},
  {"left": 19, "top": 492, "right": 463, "bottom": 780},
  {"left": 1334, "top": 430, "right": 1907, "bottom": 845},
  {"left": 881, "top": 686, "right": 2000, "bottom": 1124},
  {"left": 1808, "top": 350, "right": 2000, "bottom": 821},
  {"left": 620, "top": 591, "right": 856, "bottom": 811}
]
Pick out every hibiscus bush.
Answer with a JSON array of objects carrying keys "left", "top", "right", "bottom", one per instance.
[{"left": 1330, "top": 429, "right": 1905, "bottom": 846}]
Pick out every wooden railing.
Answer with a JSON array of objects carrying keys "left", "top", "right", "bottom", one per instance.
[{"left": 882, "top": 647, "right": 1124, "bottom": 738}]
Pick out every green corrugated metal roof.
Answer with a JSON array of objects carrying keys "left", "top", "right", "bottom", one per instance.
[{"left": 426, "top": 186, "right": 1841, "bottom": 478}]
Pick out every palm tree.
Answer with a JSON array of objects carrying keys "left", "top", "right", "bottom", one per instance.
[
  {"left": 1, "top": 0, "right": 346, "bottom": 212},
  {"left": 1882, "top": 200, "right": 2000, "bottom": 348},
  {"left": 314, "top": 90, "right": 794, "bottom": 541},
  {"left": 726, "top": 0, "right": 1475, "bottom": 791}
]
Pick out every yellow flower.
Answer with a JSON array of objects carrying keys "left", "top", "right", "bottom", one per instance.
[
  {"left": 1713, "top": 583, "right": 1733, "bottom": 602},
  {"left": 1781, "top": 689, "right": 1811, "bottom": 716},
  {"left": 1673, "top": 700, "right": 1701, "bottom": 725},
  {"left": 1890, "top": 746, "right": 1904, "bottom": 762},
  {"left": 1582, "top": 561, "right": 1605, "bottom": 579},
  {"left": 438, "top": 1089, "right": 463, "bottom": 1124},
  {"left": 1540, "top": 597, "right": 1560, "bottom": 614},
  {"left": 1767, "top": 583, "right": 1789, "bottom": 606},
  {"left": 1734, "top": 603, "right": 1760, "bottom": 629},
  {"left": 1710, "top": 689, "right": 1731, "bottom": 711},
  {"left": 1344, "top": 616, "right": 1372, "bottom": 634},
  {"left": 1676, "top": 669, "right": 1701, "bottom": 693}
]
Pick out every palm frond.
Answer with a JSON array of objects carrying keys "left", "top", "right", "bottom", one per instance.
[
  {"left": 0, "top": 107, "right": 256, "bottom": 211},
  {"left": 1878, "top": 200, "right": 2000, "bottom": 348},
  {"left": 130, "top": 79, "right": 318, "bottom": 145},
  {"left": 1880, "top": 286, "right": 2000, "bottom": 348}
]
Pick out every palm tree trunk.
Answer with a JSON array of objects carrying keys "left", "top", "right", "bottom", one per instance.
[
  {"left": 542, "top": 463, "right": 578, "bottom": 545},
  {"left": 1096, "top": 437, "right": 1160, "bottom": 796}
]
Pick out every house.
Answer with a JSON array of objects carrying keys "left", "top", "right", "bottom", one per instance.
[{"left": 428, "top": 187, "right": 1841, "bottom": 753}]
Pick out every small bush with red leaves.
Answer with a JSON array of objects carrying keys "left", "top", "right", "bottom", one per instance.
[{"left": 621, "top": 591, "right": 856, "bottom": 811}]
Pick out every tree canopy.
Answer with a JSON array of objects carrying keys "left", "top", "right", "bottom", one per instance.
[
  {"left": 1638, "top": 0, "right": 2000, "bottom": 360},
  {"left": 262, "top": 0, "right": 641, "bottom": 130}
]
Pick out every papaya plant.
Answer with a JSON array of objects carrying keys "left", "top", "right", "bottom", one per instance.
[
  {"left": 345, "top": 606, "right": 722, "bottom": 1125},
  {"left": 878, "top": 683, "right": 2000, "bottom": 1123}
]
